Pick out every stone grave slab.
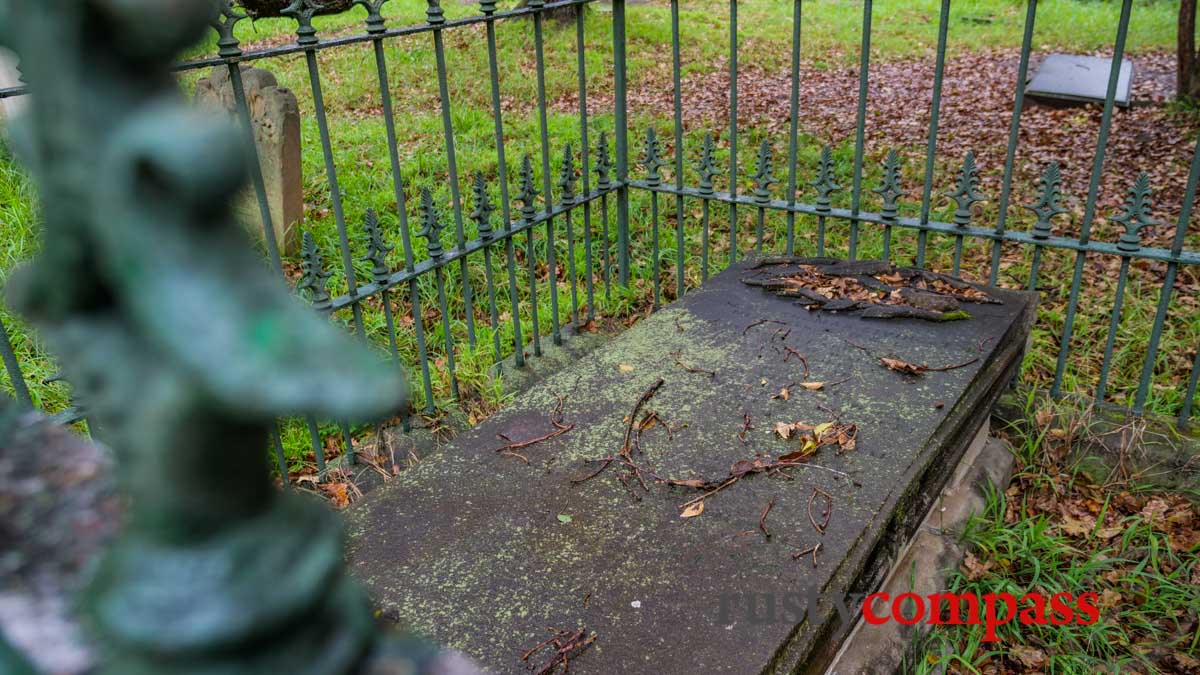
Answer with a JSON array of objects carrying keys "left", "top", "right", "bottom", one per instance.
[
  {"left": 1026, "top": 53, "right": 1133, "bottom": 107},
  {"left": 345, "top": 259, "right": 1036, "bottom": 674}
]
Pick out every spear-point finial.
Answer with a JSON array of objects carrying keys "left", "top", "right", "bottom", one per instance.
[
  {"left": 752, "top": 139, "right": 779, "bottom": 206},
  {"left": 480, "top": 0, "right": 498, "bottom": 15},
  {"left": 470, "top": 172, "right": 495, "bottom": 239},
  {"left": 211, "top": 1, "right": 246, "bottom": 58},
  {"left": 810, "top": 146, "right": 841, "bottom": 214},
  {"left": 353, "top": 0, "right": 390, "bottom": 33},
  {"left": 642, "top": 128, "right": 665, "bottom": 187},
  {"left": 558, "top": 143, "right": 578, "bottom": 205},
  {"left": 426, "top": 0, "right": 445, "bottom": 25},
  {"left": 281, "top": 0, "right": 325, "bottom": 46},
  {"left": 1024, "top": 162, "right": 1067, "bottom": 240},
  {"left": 1113, "top": 172, "right": 1158, "bottom": 253},
  {"left": 946, "top": 151, "right": 986, "bottom": 228},
  {"left": 418, "top": 188, "right": 446, "bottom": 258},
  {"left": 873, "top": 149, "right": 906, "bottom": 222},
  {"left": 298, "top": 231, "right": 333, "bottom": 309},
  {"left": 697, "top": 133, "right": 718, "bottom": 197},
  {"left": 362, "top": 208, "right": 393, "bottom": 283},
  {"left": 595, "top": 132, "right": 612, "bottom": 191},
  {"left": 517, "top": 155, "right": 539, "bottom": 222}
]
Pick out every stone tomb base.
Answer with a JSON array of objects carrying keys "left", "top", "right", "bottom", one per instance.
[{"left": 346, "top": 260, "right": 1036, "bottom": 674}]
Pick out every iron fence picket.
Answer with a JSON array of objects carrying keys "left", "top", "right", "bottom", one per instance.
[
  {"left": 671, "top": 0, "right": 686, "bottom": 299},
  {"left": 1183, "top": 353, "right": 1200, "bottom": 426},
  {"left": 482, "top": 2, "right": 526, "bottom": 369},
  {"left": 271, "top": 426, "right": 289, "bottom": 485},
  {"left": 576, "top": 7, "right": 597, "bottom": 321},
  {"left": 213, "top": 7, "right": 285, "bottom": 275},
  {"left": 847, "top": 0, "right": 872, "bottom": 261},
  {"left": 728, "top": 0, "right": 739, "bottom": 264},
  {"left": 1136, "top": 135, "right": 1200, "bottom": 415},
  {"left": 518, "top": 156, "right": 543, "bottom": 357},
  {"left": 752, "top": 140, "right": 777, "bottom": 254},
  {"left": 560, "top": 146, "right": 581, "bottom": 326},
  {"left": 644, "top": 128, "right": 664, "bottom": 309},
  {"left": 917, "top": 0, "right": 951, "bottom": 269},
  {"left": 0, "top": 319, "right": 31, "bottom": 408},
  {"left": 429, "top": 0, "right": 477, "bottom": 349},
  {"left": 785, "top": 0, "right": 803, "bottom": 257},
  {"left": 361, "top": 3, "right": 418, "bottom": 425},
  {"left": 597, "top": 132, "right": 614, "bottom": 300},
  {"left": 1051, "top": 0, "right": 1134, "bottom": 400},
  {"left": 613, "top": 0, "right": 631, "bottom": 285},
  {"left": 471, "top": 173, "right": 504, "bottom": 365},
  {"left": 698, "top": 134, "right": 717, "bottom": 281},
  {"left": 992, "top": 0, "right": 1040, "bottom": 286},
  {"left": 531, "top": 4, "right": 563, "bottom": 345},
  {"left": 419, "top": 187, "right": 461, "bottom": 399},
  {"left": 306, "top": 415, "right": 327, "bottom": 474}
]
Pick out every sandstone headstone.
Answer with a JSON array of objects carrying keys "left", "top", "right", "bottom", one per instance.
[
  {"left": 195, "top": 65, "right": 302, "bottom": 256},
  {"left": 0, "top": 49, "right": 27, "bottom": 121}
]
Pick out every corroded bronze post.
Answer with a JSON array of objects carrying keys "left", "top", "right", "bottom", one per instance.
[{"left": 0, "top": 1, "right": 457, "bottom": 672}]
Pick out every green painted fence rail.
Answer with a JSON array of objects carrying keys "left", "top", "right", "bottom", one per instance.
[{"left": 1, "top": 0, "right": 1197, "bottom": 482}]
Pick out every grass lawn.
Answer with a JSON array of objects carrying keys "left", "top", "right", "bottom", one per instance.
[
  {"left": 913, "top": 394, "right": 1200, "bottom": 674},
  {"left": 0, "top": 0, "right": 1193, "bottom": 457}
]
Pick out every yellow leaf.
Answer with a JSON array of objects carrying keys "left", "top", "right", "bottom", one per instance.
[
  {"left": 618, "top": 364, "right": 635, "bottom": 373},
  {"left": 680, "top": 501, "right": 705, "bottom": 518},
  {"left": 813, "top": 422, "right": 834, "bottom": 438}
]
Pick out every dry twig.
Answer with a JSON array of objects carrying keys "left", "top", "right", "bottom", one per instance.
[
  {"left": 759, "top": 494, "right": 777, "bottom": 538},
  {"left": 672, "top": 351, "right": 715, "bottom": 379},
  {"left": 808, "top": 487, "right": 832, "bottom": 534},
  {"left": 521, "top": 626, "right": 597, "bottom": 675},
  {"left": 495, "top": 396, "right": 573, "bottom": 456}
]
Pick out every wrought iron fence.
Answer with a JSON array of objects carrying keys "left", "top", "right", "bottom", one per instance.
[{"left": 0, "top": 0, "right": 1197, "bottom": 480}]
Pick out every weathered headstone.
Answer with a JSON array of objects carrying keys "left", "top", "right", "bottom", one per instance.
[
  {"left": 195, "top": 65, "right": 303, "bottom": 256},
  {"left": 0, "top": 48, "right": 27, "bottom": 120},
  {"left": 345, "top": 259, "right": 1036, "bottom": 674}
]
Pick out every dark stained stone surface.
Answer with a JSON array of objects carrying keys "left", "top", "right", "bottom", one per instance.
[{"left": 345, "top": 260, "right": 1036, "bottom": 674}]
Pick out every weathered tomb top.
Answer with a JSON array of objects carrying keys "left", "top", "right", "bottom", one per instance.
[{"left": 346, "top": 259, "right": 1036, "bottom": 674}]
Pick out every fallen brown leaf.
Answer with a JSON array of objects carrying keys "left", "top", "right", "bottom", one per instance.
[{"left": 880, "top": 356, "right": 928, "bottom": 376}]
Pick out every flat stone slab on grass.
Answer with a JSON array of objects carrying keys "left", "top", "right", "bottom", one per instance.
[
  {"left": 1026, "top": 53, "right": 1133, "bottom": 107},
  {"left": 346, "top": 260, "right": 1036, "bottom": 674}
]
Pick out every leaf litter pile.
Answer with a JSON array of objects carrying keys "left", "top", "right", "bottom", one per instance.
[{"left": 742, "top": 257, "right": 1000, "bottom": 321}]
